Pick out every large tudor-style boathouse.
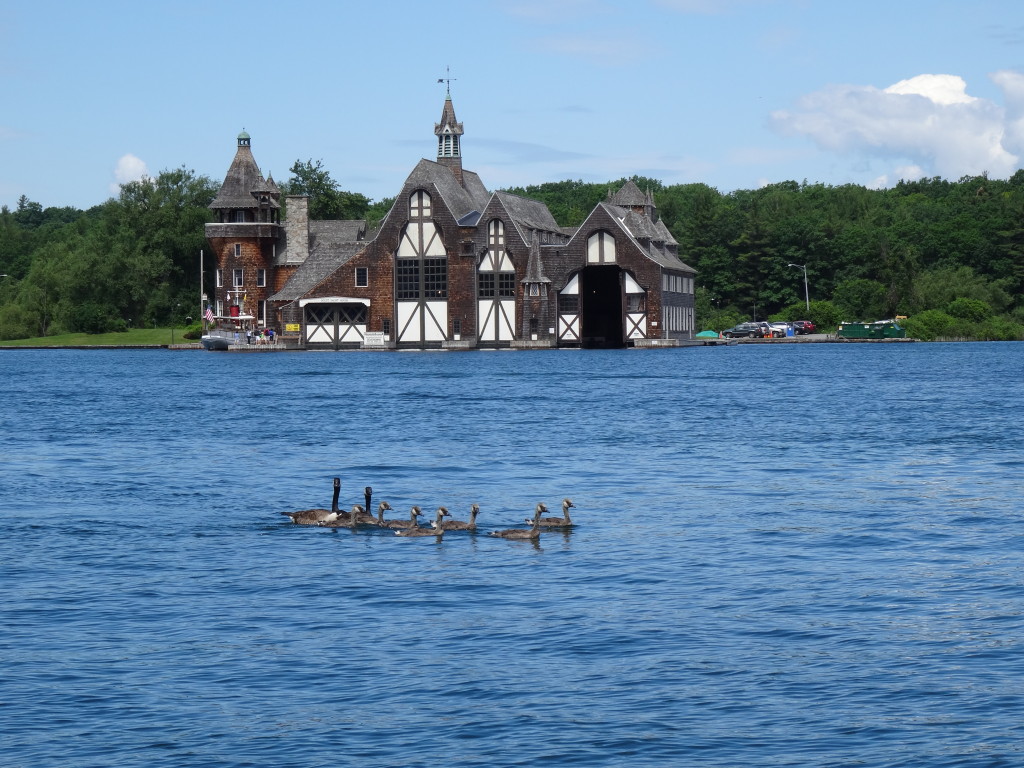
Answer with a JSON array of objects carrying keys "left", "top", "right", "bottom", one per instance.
[{"left": 204, "top": 95, "right": 696, "bottom": 349}]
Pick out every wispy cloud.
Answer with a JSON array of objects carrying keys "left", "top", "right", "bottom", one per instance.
[
  {"left": 475, "top": 137, "right": 592, "bottom": 164},
  {"left": 770, "top": 72, "right": 1022, "bottom": 183}
]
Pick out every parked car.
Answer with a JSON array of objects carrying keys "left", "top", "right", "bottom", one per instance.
[
  {"left": 722, "top": 322, "right": 766, "bottom": 339},
  {"left": 793, "top": 320, "right": 816, "bottom": 335},
  {"left": 768, "top": 322, "right": 791, "bottom": 338}
]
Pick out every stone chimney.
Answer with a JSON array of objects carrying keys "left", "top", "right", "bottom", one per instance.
[{"left": 284, "top": 195, "right": 310, "bottom": 264}]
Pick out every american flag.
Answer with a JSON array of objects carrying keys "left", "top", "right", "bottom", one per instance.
[{"left": 205, "top": 307, "right": 214, "bottom": 322}]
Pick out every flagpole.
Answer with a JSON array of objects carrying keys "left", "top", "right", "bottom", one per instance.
[{"left": 200, "top": 249, "right": 205, "bottom": 332}]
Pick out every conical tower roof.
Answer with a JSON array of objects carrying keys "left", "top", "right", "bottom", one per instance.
[
  {"left": 434, "top": 97, "right": 464, "bottom": 140},
  {"left": 210, "top": 131, "right": 269, "bottom": 210},
  {"left": 608, "top": 179, "right": 647, "bottom": 208}
]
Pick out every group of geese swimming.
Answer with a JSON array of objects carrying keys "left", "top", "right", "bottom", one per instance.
[{"left": 281, "top": 477, "right": 576, "bottom": 540}]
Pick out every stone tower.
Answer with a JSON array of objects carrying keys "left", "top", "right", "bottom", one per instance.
[{"left": 205, "top": 131, "right": 282, "bottom": 327}]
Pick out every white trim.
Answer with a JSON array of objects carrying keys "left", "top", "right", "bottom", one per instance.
[
  {"left": 624, "top": 273, "right": 644, "bottom": 294},
  {"left": 299, "top": 297, "right": 371, "bottom": 307}
]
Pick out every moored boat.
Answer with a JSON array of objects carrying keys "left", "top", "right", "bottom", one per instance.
[{"left": 200, "top": 328, "right": 235, "bottom": 350}]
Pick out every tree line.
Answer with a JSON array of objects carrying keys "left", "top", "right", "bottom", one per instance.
[{"left": 2, "top": 164, "right": 1023, "bottom": 341}]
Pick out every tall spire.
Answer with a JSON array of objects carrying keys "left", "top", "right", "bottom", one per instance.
[{"left": 434, "top": 82, "right": 465, "bottom": 185}]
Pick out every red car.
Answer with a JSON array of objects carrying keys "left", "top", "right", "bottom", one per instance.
[{"left": 793, "top": 320, "right": 816, "bottom": 335}]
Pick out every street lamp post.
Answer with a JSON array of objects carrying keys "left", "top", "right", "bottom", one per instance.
[{"left": 788, "top": 263, "right": 809, "bottom": 311}]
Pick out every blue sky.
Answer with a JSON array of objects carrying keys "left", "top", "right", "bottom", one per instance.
[{"left": 2, "top": 0, "right": 1024, "bottom": 211}]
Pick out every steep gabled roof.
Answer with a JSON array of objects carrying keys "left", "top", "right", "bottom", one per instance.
[
  {"left": 493, "top": 191, "right": 561, "bottom": 235},
  {"left": 576, "top": 202, "right": 695, "bottom": 273},
  {"left": 402, "top": 158, "right": 490, "bottom": 220}
]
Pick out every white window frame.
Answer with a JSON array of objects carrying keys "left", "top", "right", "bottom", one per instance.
[
  {"left": 257, "top": 269, "right": 266, "bottom": 288},
  {"left": 233, "top": 268, "right": 244, "bottom": 288}
]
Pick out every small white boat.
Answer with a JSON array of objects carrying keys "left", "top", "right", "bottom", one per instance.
[{"left": 200, "top": 329, "right": 235, "bottom": 350}]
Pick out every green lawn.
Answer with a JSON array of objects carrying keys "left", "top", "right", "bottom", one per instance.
[{"left": 0, "top": 328, "right": 193, "bottom": 347}]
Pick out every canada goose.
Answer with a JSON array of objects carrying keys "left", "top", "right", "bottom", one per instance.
[
  {"left": 491, "top": 503, "right": 546, "bottom": 540},
  {"left": 396, "top": 507, "right": 450, "bottom": 537},
  {"left": 364, "top": 486, "right": 373, "bottom": 514},
  {"left": 319, "top": 504, "right": 366, "bottom": 528},
  {"left": 281, "top": 477, "right": 341, "bottom": 525},
  {"left": 526, "top": 498, "right": 575, "bottom": 527},
  {"left": 435, "top": 503, "right": 480, "bottom": 530},
  {"left": 372, "top": 501, "right": 394, "bottom": 525},
  {"left": 378, "top": 505, "right": 423, "bottom": 529}
]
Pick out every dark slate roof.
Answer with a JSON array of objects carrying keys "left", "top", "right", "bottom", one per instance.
[
  {"left": 493, "top": 191, "right": 561, "bottom": 236},
  {"left": 592, "top": 203, "right": 695, "bottom": 273},
  {"left": 210, "top": 144, "right": 268, "bottom": 210},
  {"left": 522, "top": 231, "right": 551, "bottom": 284},
  {"left": 269, "top": 240, "right": 365, "bottom": 302},
  {"left": 310, "top": 220, "right": 366, "bottom": 248},
  {"left": 608, "top": 179, "right": 648, "bottom": 208},
  {"left": 434, "top": 97, "right": 464, "bottom": 137},
  {"left": 403, "top": 158, "right": 490, "bottom": 219},
  {"left": 654, "top": 218, "right": 678, "bottom": 246},
  {"left": 622, "top": 209, "right": 660, "bottom": 241}
]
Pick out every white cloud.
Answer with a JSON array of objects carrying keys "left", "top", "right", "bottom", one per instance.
[
  {"left": 110, "top": 153, "right": 149, "bottom": 194},
  {"left": 770, "top": 72, "right": 1021, "bottom": 183},
  {"left": 884, "top": 74, "right": 977, "bottom": 105},
  {"left": 991, "top": 69, "right": 1024, "bottom": 156}
]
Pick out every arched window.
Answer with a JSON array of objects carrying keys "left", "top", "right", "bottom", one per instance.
[
  {"left": 409, "top": 190, "right": 432, "bottom": 220},
  {"left": 587, "top": 231, "right": 616, "bottom": 263}
]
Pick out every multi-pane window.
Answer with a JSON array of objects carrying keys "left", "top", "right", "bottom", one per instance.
[
  {"left": 234, "top": 243, "right": 241, "bottom": 257},
  {"left": 559, "top": 295, "right": 579, "bottom": 314},
  {"left": 452, "top": 318, "right": 461, "bottom": 336},
  {"left": 423, "top": 258, "right": 447, "bottom": 298},
  {"left": 409, "top": 190, "right": 431, "bottom": 220},
  {"left": 233, "top": 268, "right": 244, "bottom": 287},
  {"left": 355, "top": 267, "right": 368, "bottom": 287},
  {"left": 382, "top": 318, "right": 391, "bottom": 336},
  {"left": 498, "top": 273, "right": 516, "bottom": 297},
  {"left": 235, "top": 211, "right": 246, "bottom": 223},
  {"left": 216, "top": 269, "right": 223, "bottom": 288},
  {"left": 396, "top": 260, "right": 420, "bottom": 300},
  {"left": 478, "top": 273, "right": 495, "bottom": 298},
  {"left": 257, "top": 269, "right": 266, "bottom": 288}
]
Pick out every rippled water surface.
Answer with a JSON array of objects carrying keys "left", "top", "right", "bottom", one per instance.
[{"left": 1, "top": 344, "right": 1022, "bottom": 767}]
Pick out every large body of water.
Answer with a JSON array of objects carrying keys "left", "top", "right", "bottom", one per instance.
[{"left": 1, "top": 343, "right": 1021, "bottom": 767}]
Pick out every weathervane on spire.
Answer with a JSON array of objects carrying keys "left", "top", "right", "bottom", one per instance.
[{"left": 437, "top": 66, "right": 456, "bottom": 97}]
